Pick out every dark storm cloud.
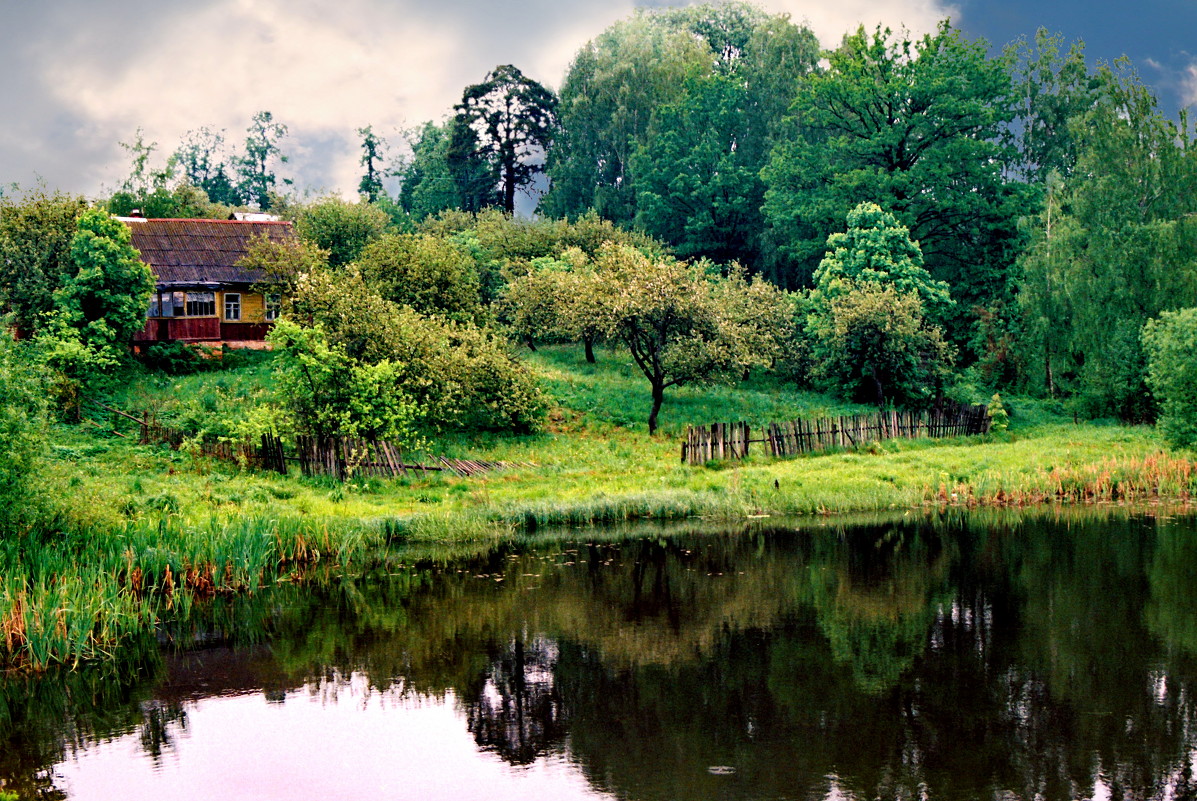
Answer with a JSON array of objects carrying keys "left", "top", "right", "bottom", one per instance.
[{"left": 953, "top": 0, "right": 1197, "bottom": 116}]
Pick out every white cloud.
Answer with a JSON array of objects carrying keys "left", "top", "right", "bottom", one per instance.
[
  {"left": 755, "top": 0, "right": 957, "bottom": 47},
  {"left": 1181, "top": 62, "right": 1197, "bottom": 108}
]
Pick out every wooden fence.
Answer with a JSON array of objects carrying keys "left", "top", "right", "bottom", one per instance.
[
  {"left": 682, "top": 403, "right": 990, "bottom": 465},
  {"left": 137, "top": 417, "right": 286, "bottom": 474},
  {"left": 105, "top": 402, "right": 522, "bottom": 481},
  {"left": 292, "top": 436, "right": 526, "bottom": 480}
]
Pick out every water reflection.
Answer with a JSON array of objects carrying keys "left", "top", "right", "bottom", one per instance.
[{"left": 2, "top": 511, "right": 1197, "bottom": 800}]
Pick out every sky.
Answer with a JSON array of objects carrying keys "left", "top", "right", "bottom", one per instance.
[{"left": 2, "top": 0, "right": 1195, "bottom": 202}]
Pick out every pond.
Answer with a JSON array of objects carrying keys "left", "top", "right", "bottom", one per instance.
[{"left": 3, "top": 509, "right": 1197, "bottom": 800}]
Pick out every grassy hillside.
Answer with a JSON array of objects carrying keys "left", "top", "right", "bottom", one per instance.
[{"left": 57, "top": 344, "right": 1193, "bottom": 534}]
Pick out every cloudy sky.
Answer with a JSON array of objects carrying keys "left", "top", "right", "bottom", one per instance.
[{"left": 2, "top": 0, "right": 1194, "bottom": 201}]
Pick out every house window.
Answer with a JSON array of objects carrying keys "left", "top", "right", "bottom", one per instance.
[
  {"left": 171, "top": 291, "right": 186, "bottom": 317},
  {"left": 224, "top": 293, "right": 241, "bottom": 321},
  {"left": 265, "top": 293, "right": 281, "bottom": 321},
  {"left": 148, "top": 294, "right": 160, "bottom": 317},
  {"left": 185, "top": 291, "right": 215, "bottom": 316}
]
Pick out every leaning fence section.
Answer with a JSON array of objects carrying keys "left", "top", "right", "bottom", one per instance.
[
  {"left": 96, "top": 402, "right": 522, "bottom": 481},
  {"left": 682, "top": 403, "right": 990, "bottom": 465}
]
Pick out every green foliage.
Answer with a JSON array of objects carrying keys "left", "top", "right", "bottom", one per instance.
[
  {"left": 543, "top": 11, "right": 710, "bottom": 223},
  {"left": 1142, "top": 308, "right": 1197, "bottom": 448},
  {"left": 291, "top": 196, "right": 391, "bottom": 268},
  {"left": 289, "top": 267, "right": 545, "bottom": 433},
  {"left": 811, "top": 203, "right": 952, "bottom": 320},
  {"left": 1004, "top": 29, "right": 1099, "bottom": 183},
  {"left": 632, "top": 75, "right": 765, "bottom": 264},
  {"left": 762, "top": 22, "right": 1027, "bottom": 352},
  {"left": 52, "top": 208, "right": 155, "bottom": 358},
  {"left": 240, "top": 232, "right": 330, "bottom": 300},
  {"left": 105, "top": 181, "right": 230, "bottom": 220},
  {"left": 357, "top": 125, "right": 389, "bottom": 203},
  {"left": 544, "top": 2, "right": 817, "bottom": 243},
  {"left": 0, "top": 187, "right": 88, "bottom": 335},
  {"left": 107, "top": 129, "right": 233, "bottom": 219},
  {"left": 451, "top": 64, "right": 558, "bottom": 214},
  {"left": 267, "top": 319, "right": 421, "bottom": 443},
  {"left": 584, "top": 243, "right": 790, "bottom": 432},
  {"left": 0, "top": 329, "right": 47, "bottom": 525},
  {"left": 396, "top": 122, "right": 464, "bottom": 221},
  {"left": 174, "top": 126, "right": 241, "bottom": 206},
  {"left": 987, "top": 393, "right": 1010, "bottom": 433},
  {"left": 1017, "top": 64, "right": 1197, "bottom": 419},
  {"left": 806, "top": 207, "right": 954, "bottom": 407},
  {"left": 138, "top": 341, "right": 218, "bottom": 375},
  {"left": 807, "top": 282, "right": 953, "bottom": 407},
  {"left": 235, "top": 111, "right": 289, "bottom": 210},
  {"left": 355, "top": 233, "right": 482, "bottom": 322},
  {"left": 500, "top": 254, "right": 580, "bottom": 348}
]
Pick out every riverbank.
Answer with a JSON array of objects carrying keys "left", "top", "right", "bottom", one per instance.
[{"left": 4, "top": 345, "right": 1194, "bottom": 670}]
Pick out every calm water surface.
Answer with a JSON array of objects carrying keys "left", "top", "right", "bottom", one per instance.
[{"left": 4, "top": 510, "right": 1197, "bottom": 800}]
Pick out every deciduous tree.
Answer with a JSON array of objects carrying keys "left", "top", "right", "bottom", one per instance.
[
  {"left": 291, "top": 197, "right": 391, "bottom": 268},
  {"left": 0, "top": 188, "right": 87, "bottom": 335},
  {"left": 355, "top": 233, "right": 482, "bottom": 322},
  {"left": 52, "top": 208, "right": 156, "bottom": 357},
  {"left": 762, "top": 22, "right": 1027, "bottom": 350},
  {"left": 806, "top": 204, "right": 954, "bottom": 406},
  {"left": 585, "top": 243, "right": 788, "bottom": 432},
  {"left": 357, "top": 125, "right": 389, "bottom": 203},
  {"left": 236, "top": 111, "right": 289, "bottom": 210}
]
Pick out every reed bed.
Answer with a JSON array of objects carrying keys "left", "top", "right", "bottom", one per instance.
[
  {"left": 930, "top": 452, "right": 1196, "bottom": 507},
  {"left": 0, "top": 514, "right": 389, "bottom": 672}
]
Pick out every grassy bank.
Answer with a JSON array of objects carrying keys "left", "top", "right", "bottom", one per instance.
[{"left": 4, "top": 344, "right": 1194, "bottom": 670}]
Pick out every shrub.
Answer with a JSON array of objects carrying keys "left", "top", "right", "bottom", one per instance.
[
  {"left": 0, "top": 329, "right": 47, "bottom": 524},
  {"left": 267, "top": 319, "right": 422, "bottom": 444},
  {"left": 1143, "top": 308, "right": 1197, "bottom": 448},
  {"left": 284, "top": 268, "right": 546, "bottom": 434},
  {"left": 291, "top": 196, "right": 392, "bottom": 268},
  {"left": 355, "top": 233, "right": 482, "bottom": 322}
]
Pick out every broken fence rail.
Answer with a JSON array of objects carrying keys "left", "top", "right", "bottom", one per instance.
[{"left": 93, "top": 403, "right": 524, "bottom": 480}]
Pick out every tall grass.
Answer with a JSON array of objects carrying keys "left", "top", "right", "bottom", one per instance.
[{"left": 0, "top": 513, "right": 391, "bottom": 671}]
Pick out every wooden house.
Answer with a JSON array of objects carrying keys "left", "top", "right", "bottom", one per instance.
[{"left": 124, "top": 217, "right": 294, "bottom": 348}]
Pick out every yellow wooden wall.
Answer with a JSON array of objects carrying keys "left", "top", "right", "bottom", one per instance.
[{"left": 218, "top": 291, "right": 267, "bottom": 323}]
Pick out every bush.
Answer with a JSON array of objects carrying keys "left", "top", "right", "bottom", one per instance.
[
  {"left": 1143, "top": 308, "right": 1197, "bottom": 448},
  {"left": 285, "top": 268, "right": 546, "bottom": 434},
  {"left": 355, "top": 233, "right": 482, "bottom": 322},
  {"left": 291, "top": 196, "right": 392, "bottom": 268},
  {"left": 0, "top": 329, "right": 48, "bottom": 524},
  {"left": 267, "top": 319, "right": 422, "bottom": 444},
  {"left": 139, "top": 341, "right": 216, "bottom": 375}
]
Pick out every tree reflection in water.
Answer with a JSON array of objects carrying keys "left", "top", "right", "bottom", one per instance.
[
  {"left": 3, "top": 511, "right": 1197, "bottom": 801},
  {"left": 465, "top": 636, "right": 566, "bottom": 764}
]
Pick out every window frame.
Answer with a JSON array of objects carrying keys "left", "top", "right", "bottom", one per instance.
[{"left": 224, "top": 292, "right": 241, "bottom": 321}]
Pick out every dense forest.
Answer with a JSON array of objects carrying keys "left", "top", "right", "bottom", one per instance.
[{"left": 3, "top": 0, "right": 1197, "bottom": 493}]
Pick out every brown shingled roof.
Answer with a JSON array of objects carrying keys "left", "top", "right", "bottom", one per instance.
[{"left": 124, "top": 218, "right": 295, "bottom": 285}]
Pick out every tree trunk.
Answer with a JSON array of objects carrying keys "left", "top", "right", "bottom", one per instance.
[
  {"left": 524, "top": 337, "right": 537, "bottom": 352},
  {"left": 503, "top": 158, "right": 516, "bottom": 215},
  {"left": 871, "top": 368, "right": 885, "bottom": 408},
  {"left": 648, "top": 381, "right": 665, "bottom": 434},
  {"left": 583, "top": 336, "right": 596, "bottom": 364}
]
